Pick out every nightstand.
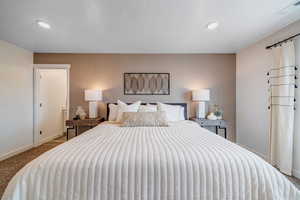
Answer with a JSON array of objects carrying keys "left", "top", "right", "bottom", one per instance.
[
  {"left": 190, "top": 118, "right": 228, "bottom": 139},
  {"left": 65, "top": 117, "right": 104, "bottom": 140}
]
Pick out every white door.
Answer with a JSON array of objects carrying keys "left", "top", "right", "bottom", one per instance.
[{"left": 38, "top": 69, "right": 67, "bottom": 143}]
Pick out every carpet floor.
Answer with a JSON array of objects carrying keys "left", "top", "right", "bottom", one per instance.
[
  {"left": 0, "top": 136, "right": 300, "bottom": 199},
  {"left": 0, "top": 137, "right": 66, "bottom": 198}
]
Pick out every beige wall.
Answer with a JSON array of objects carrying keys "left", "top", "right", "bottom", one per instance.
[
  {"left": 236, "top": 19, "right": 300, "bottom": 178},
  {"left": 0, "top": 40, "right": 33, "bottom": 160},
  {"left": 34, "top": 53, "right": 236, "bottom": 140}
]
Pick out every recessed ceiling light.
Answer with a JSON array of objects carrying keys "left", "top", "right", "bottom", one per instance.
[
  {"left": 206, "top": 22, "right": 219, "bottom": 30},
  {"left": 36, "top": 20, "right": 51, "bottom": 29}
]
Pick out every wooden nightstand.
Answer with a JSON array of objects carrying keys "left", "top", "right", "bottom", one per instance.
[
  {"left": 190, "top": 118, "right": 228, "bottom": 139},
  {"left": 65, "top": 117, "right": 104, "bottom": 140}
]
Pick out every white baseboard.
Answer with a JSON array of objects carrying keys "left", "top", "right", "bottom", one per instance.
[
  {"left": 292, "top": 169, "right": 300, "bottom": 179},
  {"left": 236, "top": 143, "right": 268, "bottom": 161},
  {"left": 0, "top": 133, "right": 63, "bottom": 161},
  {"left": 0, "top": 144, "right": 34, "bottom": 162},
  {"left": 237, "top": 143, "right": 300, "bottom": 179},
  {"left": 37, "top": 133, "right": 63, "bottom": 146}
]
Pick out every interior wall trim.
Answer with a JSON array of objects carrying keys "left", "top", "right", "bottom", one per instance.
[
  {"left": 0, "top": 144, "right": 34, "bottom": 162},
  {"left": 237, "top": 143, "right": 268, "bottom": 161},
  {"left": 33, "top": 64, "right": 71, "bottom": 147}
]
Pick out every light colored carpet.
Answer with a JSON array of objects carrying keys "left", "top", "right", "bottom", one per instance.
[{"left": 0, "top": 136, "right": 299, "bottom": 199}]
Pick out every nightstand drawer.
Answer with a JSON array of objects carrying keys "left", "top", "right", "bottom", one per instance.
[
  {"left": 193, "top": 118, "right": 227, "bottom": 127},
  {"left": 190, "top": 118, "right": 228, "bottom": 139}
]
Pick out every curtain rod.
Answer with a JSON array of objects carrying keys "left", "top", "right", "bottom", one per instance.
[{"left": 266, "top": 33, "right": 300, "bottom": 50}]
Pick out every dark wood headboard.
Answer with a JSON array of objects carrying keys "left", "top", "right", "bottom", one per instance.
[{"left": 106, "top": 103, "right": 188, "bottom": 120}]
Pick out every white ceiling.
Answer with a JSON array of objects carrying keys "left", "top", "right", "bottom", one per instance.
[{"left": 0, "top": 0, "right": 300, "bottom": 53}]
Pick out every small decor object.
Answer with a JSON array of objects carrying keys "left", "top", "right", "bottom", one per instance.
[
  {"left": 207, "top": 112, "right": 217, "bottom": 120},
  {"left": 73, "top": 115, "right": 80, "bottom": 120},
  {"left": 85, "top": 89, "right": 102, "bottom": 118},
  {"left": 75, "top": 106, "right": 87, "bottom": 120},
  {"left": 212, "top": 104, "right": 223, "bottom": 120},
  {"left": 192, "top": 89, "right": 210, "bottom": 119},
  {"left": 124, "top": 73, "right": 170, "bottom": 95}
]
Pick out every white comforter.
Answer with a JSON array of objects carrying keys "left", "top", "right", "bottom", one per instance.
[{"left": 2, "top": 121, "right": 300, "bottom": 200}]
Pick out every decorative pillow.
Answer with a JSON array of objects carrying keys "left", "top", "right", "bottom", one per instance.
[
  {"left": 116, "top": 100, "right": 141, "bottom": 122},
  {"left": 121, "top": 112, "right": 169, "bottom": 127},
  {"left": 179, "top": 106, "right": 185, "bottom": 120},
  {"left": 138, "top": 104, "right": 157, "bottom": 112},
  {"left": 108, "top": 104, "right": 118, "bottom": 121},
  {"left": 157, "top": 102, "right": 183, "bottom": 121}
]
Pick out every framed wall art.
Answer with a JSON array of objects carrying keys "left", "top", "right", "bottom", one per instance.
[{"left": 124, "top": 73, "right": 170, "bottom": 95}]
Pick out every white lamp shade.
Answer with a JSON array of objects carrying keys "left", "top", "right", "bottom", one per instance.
[
  {"left": 84, "top": 89, "right": 102, "bottom": 101},
  {"left": 192, "top": 89, "right": 210, "bottom": 101}
]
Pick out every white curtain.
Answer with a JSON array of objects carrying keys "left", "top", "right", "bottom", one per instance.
[{"left": 269, "top": 41, "right": 296, "bottom": 175}]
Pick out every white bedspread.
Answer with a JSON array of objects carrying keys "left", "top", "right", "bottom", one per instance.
[{"left": 2, "top": 121, "right": 300, "bottom": 200}]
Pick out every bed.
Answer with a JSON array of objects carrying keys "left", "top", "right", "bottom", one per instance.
[{"left": 2, "top": 103, "right": 300, "bottom": 200}]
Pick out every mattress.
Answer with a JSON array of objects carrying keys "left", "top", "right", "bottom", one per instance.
[{"left": 2, "top": 121, "right": 300, "bottom": 200}]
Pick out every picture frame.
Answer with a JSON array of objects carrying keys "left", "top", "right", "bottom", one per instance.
[{"left": 124, "top": 73, "right": 170, "bottom": 95}]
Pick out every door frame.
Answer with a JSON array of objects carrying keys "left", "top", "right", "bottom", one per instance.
[{"left": 33, "top": 64, "right": 71, "bottom": 146}]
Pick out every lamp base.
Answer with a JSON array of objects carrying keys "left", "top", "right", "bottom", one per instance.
[
  {"left": 195, "top": 101, "right": 206, "bottom": 119},
  {"left": 89, "top": 101, "right": 98, "bottom": 118}
]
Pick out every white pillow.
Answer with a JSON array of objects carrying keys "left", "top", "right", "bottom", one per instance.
[
  {"left": 138, "top": 104, "right": 157, "bottom": 112},
  {"left": 157, "top": 102, "right": 183, "bottom": 122},
  {"left": 179, "top": 106, "right": 185, "bottom": 120},
  {"left": 108, "top": 104, "right": 118, "bottom": 121},
  {"left": 116, "top": 100, "right": 141, "bottom": 122}
]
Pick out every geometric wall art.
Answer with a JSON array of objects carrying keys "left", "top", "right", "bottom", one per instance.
[{"left": 124, "top": 73, "right": 170, "bottom": 95}]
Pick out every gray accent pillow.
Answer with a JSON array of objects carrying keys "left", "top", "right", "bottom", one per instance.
[{"left": 121, "top": 111, "right": 169, "bottom": 127}]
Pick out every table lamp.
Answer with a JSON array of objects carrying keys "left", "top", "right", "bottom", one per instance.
[
  {"left": 192, "top": 89, "right": 210, "bottom": 118},
  {"left": 84, "top": 89, "right": 102, "bottom": 118}
]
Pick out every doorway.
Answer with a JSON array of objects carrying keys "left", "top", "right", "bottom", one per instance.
[{"left": 33, "top": 64, "right": 70, "bottom": 146}]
